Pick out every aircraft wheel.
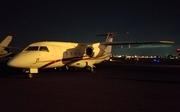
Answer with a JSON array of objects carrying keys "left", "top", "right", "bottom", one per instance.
[
  {"left": 86, "top": 66, "right": 91, "bottom": 71},
  {"left": 25, "top": 73, "right": 33, "bottom": 79},
  {"left": 87, "top": 66, "right": 95, "bottom": 73},
  {"left": 90, "top": 68, "right": 95, "bottom": 73}
]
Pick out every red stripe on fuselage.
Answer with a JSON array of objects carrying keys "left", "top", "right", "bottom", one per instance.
[
  {"left": 40, "top": 56, "right": 90, "bottom": 69},
  {"left": 40, "top": 54, "right": 108, "bottom": 69},
  {"left": 40, "top": 59, "right": 61, "bottom": 69}
]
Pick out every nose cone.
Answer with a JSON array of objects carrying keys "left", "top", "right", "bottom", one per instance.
[
  {"left": 7, "top": 54, "right": 27, "bottom": 68},
  {"left": 7, "top": 55, "right": 22, "bottom": 68},
  {"left": 7, "top": 52, "right": 36, "bottom": 68}
]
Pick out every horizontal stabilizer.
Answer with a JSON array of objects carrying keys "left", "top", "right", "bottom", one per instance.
[{"left": 96, "top": 32, "right": 129, "bottom": 37}]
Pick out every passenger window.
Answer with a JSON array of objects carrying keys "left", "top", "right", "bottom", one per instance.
[
  {"left": 25, "top": 46, "right": 39, "bottom": 51},
  {"left": 39, "top": 46, "right": 49, "bottom": 52}
]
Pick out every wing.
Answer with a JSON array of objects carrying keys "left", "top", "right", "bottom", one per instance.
[
  {"left": 100, "top": 41, "right": 174, "bottom": 45},
  {"left": 0, "top": 52, "right": 12, "bottom": 58},
  {"left": 0, "top": 46, "right": 23, "bottom": 49}
]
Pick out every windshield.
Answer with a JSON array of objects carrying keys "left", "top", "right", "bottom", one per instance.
[
  {"left": 24, "top": 46, "right": 39, "bottom": 51},
  {"left": 24, "top": 46, "right": 49, "bottom": 52}
]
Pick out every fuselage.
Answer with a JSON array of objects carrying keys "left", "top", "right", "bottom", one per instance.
[{"left": 7, "top": 41, "right": 108, "bottom": 69}]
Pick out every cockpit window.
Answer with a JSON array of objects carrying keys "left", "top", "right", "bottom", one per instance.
[
  {"left": 24, "top": 46, "right": 39, "bottom": 51},
  {"left": 39, "top": 46, "right": 49, "bottom": 52},
  {"left": 24, "top": 46, "right": 49, "bottom": 52}
]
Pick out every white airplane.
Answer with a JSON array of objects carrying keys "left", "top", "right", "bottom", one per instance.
[
  {"left": 0, "top": 36, "right": 13, "bottom": 58},
  {"left": 7, "top": 32, "right": 174, "bottom": 78}
]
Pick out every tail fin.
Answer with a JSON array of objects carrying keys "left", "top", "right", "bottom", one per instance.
[
  {"left": 0, "top": 36, "right": 12, "bottom": 48},
  {"left": 97, "top": 32, "right": 114, "bottom": 54},
  {"left": 105, "top": 32, "right": 113, "bottom": 55},
  {"left": 103, "top": 32, "right": 128, "bottom": 54},
  {"left": 97, "top": 32, "right": 115, "bottom": 59},
  {"left": 105, "top": 32, "right": 113, "bottom": 42},
  {"left": 97, "top": 32, "right": 128, "bottom": 59}
]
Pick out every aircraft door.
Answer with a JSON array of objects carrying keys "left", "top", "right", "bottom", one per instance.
[{"left": 53, "top": 45, "right": 62, "bottom": 60}]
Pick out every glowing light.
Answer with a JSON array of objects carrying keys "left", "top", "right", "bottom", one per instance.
[{"left": 153, "top": 59, "right": 156, "bottom": 62}]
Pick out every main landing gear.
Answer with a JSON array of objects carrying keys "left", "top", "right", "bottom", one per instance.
[{"left": 86, "top": 62, "right": 95, "bottom": 73}]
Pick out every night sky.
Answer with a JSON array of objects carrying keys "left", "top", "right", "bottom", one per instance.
[{"left": 0, "top": 0, "right": 179, "bottom": 55}]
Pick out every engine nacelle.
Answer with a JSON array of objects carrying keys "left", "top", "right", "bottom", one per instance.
[{"left": 85, "top": 47, "right": 105, "bottom": 58}]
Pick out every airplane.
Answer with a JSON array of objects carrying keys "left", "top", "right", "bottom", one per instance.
[
  {"left": 0, "top": 36, "right": 13, "bottom": 58},
  {"left": 7, "top": 32, "right": 174, "bottom": 78}
]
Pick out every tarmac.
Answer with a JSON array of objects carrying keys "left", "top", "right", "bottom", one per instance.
[{"left": 0, "top": 59, "right": 180, "bottom": 112}]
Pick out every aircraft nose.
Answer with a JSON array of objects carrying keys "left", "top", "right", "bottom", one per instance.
[
  {"left": 7, "top": 56, "right": 23, "bottom": 68},
  {"left": 7, "top": 59, "right": 15, "bottom": 67},
  {"left": 7, "top": 53, "right": 33, "bottom": 68}
]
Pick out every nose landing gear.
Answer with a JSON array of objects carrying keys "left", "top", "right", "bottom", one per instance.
[
  {"left": 25, "top": 73, "right": 33, "bottom": 79},
  {"left": 23, "top": 68, "right": 37, "bottom": 79}
]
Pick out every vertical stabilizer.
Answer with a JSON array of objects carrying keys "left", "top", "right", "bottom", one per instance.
[
  {"left": 97, "top": 32, "right": 115, "bottom": 59},
  {"left": 0, "top": 36, "right": 12, "bottom": 48},
  {"left": 104, "top": 32, "right": 128, "bottom": 54},
  {"left": 104, "top": 32, "right": 113, "bottom": 55},
  {"left": 97, "top": 32, "right": 128, "bottom": 60}
]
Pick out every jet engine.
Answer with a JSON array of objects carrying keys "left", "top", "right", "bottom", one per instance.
[{"left": 85, "top": 47, "right": 105, "bottom": 58}]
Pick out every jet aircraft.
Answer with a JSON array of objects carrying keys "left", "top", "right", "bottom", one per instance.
[
  {"left": 0, "top": 36, "right": 13, "bottom": 58},
  {"left": 7, "top": 32, "right": 174, "bottom": 78}
]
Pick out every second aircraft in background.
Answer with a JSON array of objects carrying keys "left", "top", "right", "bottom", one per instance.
[{"left": 0, "top": 36, "right": 13, "bottom": 58}]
